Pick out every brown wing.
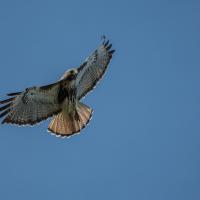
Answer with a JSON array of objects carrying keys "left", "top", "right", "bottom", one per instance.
[
  {"left": 75, "top": 38, "right": 115, "bottom": 100},
  {"left": 0, "top": 82, "right": 62, "bottom": 126}
]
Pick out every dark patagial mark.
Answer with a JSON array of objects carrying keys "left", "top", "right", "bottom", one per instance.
[
  {"left": 7, "top": 92, "right": 21, "bottom": 96},
  {"left": 78, "top": 61, "right": 87, "bottom": 72},
  {"left": 40, "top": 82, "right": 58, "bottom": 90}
]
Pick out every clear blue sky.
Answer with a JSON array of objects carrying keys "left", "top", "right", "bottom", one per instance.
[{"left": 0, "top": 0, "right": 200, "bottom": 199}]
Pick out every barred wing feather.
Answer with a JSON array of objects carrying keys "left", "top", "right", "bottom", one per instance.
[
  {"left": 76, "top": 39, "right": 115, "bottom": 100},
  {"left": 0, "top": 83, "right": 61, "bottom": 125}
]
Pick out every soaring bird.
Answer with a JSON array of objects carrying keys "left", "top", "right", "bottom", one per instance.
[{"left": 0, "top": 38, "right": 115, "bottom": 138}]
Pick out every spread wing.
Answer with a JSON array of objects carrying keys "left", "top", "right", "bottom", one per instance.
[
  {"left": 75, "top": 38, "right": 115, "bottom": 100},
  {"left": 0, "top": 82, "right": 62, "bottom": 126}
]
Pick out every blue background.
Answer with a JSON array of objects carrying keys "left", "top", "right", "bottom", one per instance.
[{"left": 0, "top": 0, "right": 200, "bottom": 199}]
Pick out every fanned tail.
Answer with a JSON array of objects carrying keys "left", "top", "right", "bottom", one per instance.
[{"left": 48, "top": 102, "right": 93, "bottom": 138}]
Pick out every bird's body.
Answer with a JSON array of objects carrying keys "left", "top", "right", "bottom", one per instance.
[{"left": 0, "top": 38, "right": 115, "bottom": 138}]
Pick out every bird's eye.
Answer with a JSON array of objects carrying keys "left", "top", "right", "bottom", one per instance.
[{"left": 69, "top": 69, "right": 78, "bottom": 75}]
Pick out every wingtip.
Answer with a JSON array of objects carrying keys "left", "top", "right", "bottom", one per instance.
[
  {"left": 106, "top": 44, "right": 112, "bottom": 51},
  {"left": 0, "top": 103, "right": 11, "bottom": 112},
  {"left": 101, "top": 37, "right": 115, "bottom": 55},
  {"left": 104, "top": 40, "right": 109, "bottom": 46},
  {"left": 0, "top": 97, "right": 15, "bottom": 104},
  {"left": 109, "top": 49, "right": 115, "bottom": 54},
  {"left": 101, "top": 35, "right": 106, "bottom": 44}
]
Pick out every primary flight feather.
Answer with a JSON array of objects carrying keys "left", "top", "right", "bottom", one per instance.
[{"left": 0, "top": 38, "right": 115, "bottom": 138}]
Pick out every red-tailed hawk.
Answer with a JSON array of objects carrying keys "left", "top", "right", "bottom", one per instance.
[{"left": 0, "top": 38, "right": 115, "bottom": 138}]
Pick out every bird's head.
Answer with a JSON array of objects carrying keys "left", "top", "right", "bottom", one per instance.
[{"left": 61, "top": 68, "right": 78, "bottom": 81}]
